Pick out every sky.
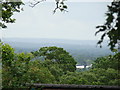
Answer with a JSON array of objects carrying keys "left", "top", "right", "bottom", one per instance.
[{"left": 1, "top": 0, "right": 112, "bottom": 40}]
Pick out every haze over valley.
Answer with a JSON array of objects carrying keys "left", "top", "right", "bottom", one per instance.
[{"left": 2, "top": 38, "right": 113, "bottom": 65}]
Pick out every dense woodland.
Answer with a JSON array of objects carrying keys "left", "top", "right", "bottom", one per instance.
[
  {"left": 1, "top": 43, "right": 120, "bottom": 88},
  {"left": 0, "top": 0, "right": 120, "bottom": 88}
]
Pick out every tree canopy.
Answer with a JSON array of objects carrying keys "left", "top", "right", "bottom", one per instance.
[
  {"left": 32, "top": 46, "right": 77, "bottom": 73},
  {"left": 1, "top": 42, "right": 120, "bottom": 87},
  {"left": 60, "top": 52, "right": 120, "bottom": 86}
]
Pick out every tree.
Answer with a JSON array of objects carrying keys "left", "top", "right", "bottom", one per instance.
[
  {"left": 60, "top": 72, "right": 88, "bottom": 85},
  {"left": 2, "top": 43, "right": 56, "bottom": 87},
  {"left": 92, "top": 52, "right": 120, "bottom": 70},
  {"left": 21, "top": 60, "right": 55, "bottom": 84},
  {"left": 42, "top": 59, "right": 64, "bottom": 81},
  {"left": 90, "top": 53, "right": 120, "bottom": 85},
  {"left": 95, "top": 1, "right": 120, "bottom": 51},
  {"left": 32, "top": 46, "right": 77, "bottom": 73},
  {"left": 2, "top": 43, "right": 15, "bottom": 66},
  {"left": 0, "top": 0, "right": 67, "bottom": 28},
  {"left": 16, "top": 52, "right": 34, "bottom": 63},
  {"left": 60, "top": 52, "right": 120, "bottom": 86},
  {"left": 89, "top": 68, "right": 120, "bottom": 85},
  {"left": 2, "top": 43, "right": 16, "bottom": 87},
  {"left": 0, "top": 0, "right": 24, "bottom": 28}
]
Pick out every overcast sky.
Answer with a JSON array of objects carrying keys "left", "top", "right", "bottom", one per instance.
[{"left": 1, "top": 0, "right": 111, "bottom": 40}]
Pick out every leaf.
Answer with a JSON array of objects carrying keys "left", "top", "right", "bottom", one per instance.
[
  {"left": 60, "top": 8, "right": 64, "bottom": 11},
  {"left": 63, "top": 5, "right": 67, "bottom": 9}
]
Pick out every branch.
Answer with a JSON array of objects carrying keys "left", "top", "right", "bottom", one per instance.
[
  {"left": 53, "top": 1, "right": 68, "bottom": 14},
  {"left": 29, "top": 0, "right": 46, "bottom": 8}
]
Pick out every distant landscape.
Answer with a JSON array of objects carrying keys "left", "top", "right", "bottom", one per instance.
[
  {"left": 2, "top": 38, "right": 113, "bottom": 65},
  {"left": 1, "top": 1, "right": 120, "bottom": 87}
]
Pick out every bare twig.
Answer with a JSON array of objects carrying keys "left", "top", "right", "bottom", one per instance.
[
  {"left": 29, "top": 0, "right": 46, "bottom": 8},
  {"left": 28, "top": 0, "right": 68, "bottom": 13}
]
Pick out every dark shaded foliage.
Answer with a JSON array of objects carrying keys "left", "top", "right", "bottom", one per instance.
[
  {"left": 96, "top": 1, "right": 120, "bottom": 51},
  {"left": 0, "top": 0, "right": 24, "bottom": 28}
]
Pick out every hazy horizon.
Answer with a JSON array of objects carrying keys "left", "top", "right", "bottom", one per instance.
[
  {"left": 1, "top": 2, "right": 111, "bottom": 40},
  {"left": 2, "top": 37, "right": 113, "bottom": 65},
  {"left": 2, "top": 37, "right": 108, "bottom": 45}
]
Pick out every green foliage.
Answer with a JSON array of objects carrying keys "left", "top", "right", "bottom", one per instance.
[
  {"left": 2, "top": 43, "right": 15, "bottom": 66},
  {"left": 60, "top": 72, "right": 88, "bottom": 84},
  {"left": 96, "top": 1, "right": 120, "bottom": 50},
  {"left": 33, "top": 46, "right": 77, "bottom": 73},
  {"left": 90, "top": 53, "right": 120, "bottom": 85},
  {"left": 60, "top": 71, "right": 101, "bottom": 85},
  {"left": 42, "top": 59, "right": 64, "bottom": 81},
  {"left": 2, "top": 43, "right": 120, "bottom": 87},
  {"left": 89, "top": 68, "right": 120, "bottom": 85},
  {"left": 0, "top": 0, "right": 24, "bottom": 28},
  {"left": 0, "top": 42, "right": 2, "bottom": 61},
  {"left": 60, "top": 68, "right": 120, "bottom": 86},
  {"left": 2, "top": 44, "right": 77, "bottom": 87},
  {"left": 16, "top": 52, "right": 34, "bottom": 63},
  {"left": 92, "top": 53, "right": 120, "bottom": 70},
  {"left": 22, "top": 60, "right": 55, "bottom": 84},
  {"left": 2, "top": 59, "right": 56, "bottom": 87},
  {"left": 60, "top": 53, "right": 120, "bottom": 86},
  {"left": 2, "top": 43, "right": 56, "bottom": 88},
  {"left": 0, "top": 0, "right": 68, "bottom": 28}
]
